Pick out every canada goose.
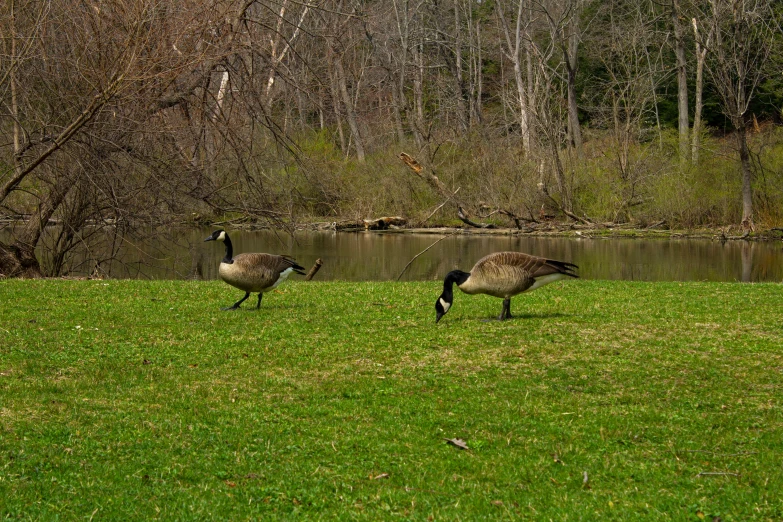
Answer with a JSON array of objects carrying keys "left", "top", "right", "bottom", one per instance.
[
  {"left": 204, "top": 229, "right": 305, "bottom": 310},
  {"left": 435, "top": 252, "right": 578, "bottom": 323}
]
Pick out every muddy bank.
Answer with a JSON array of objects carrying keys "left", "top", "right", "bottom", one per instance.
[{"left": 297, "top": 220, "right": 783, "bottom": 241}]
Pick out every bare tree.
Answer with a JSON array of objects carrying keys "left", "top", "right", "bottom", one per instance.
[
  {"left": 538, "top": 0, "right": 585, "bottom": 156},
  {"left": 0, "top": 0, "right": 299, "bottom": 277},
  {"left": 706, "top": 0, "right": 779, "bottom": 229},
  {"left": 581, "top": 0, "right": 667, "bottom": 221}
]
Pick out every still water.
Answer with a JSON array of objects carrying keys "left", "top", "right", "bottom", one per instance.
[{"left": 52, "top": 228, "right": 783, "bottom": 282}]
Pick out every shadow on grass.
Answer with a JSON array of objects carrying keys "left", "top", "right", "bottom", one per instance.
[{"left": 479, "top": 312, "right": 569, "bottom": 322}]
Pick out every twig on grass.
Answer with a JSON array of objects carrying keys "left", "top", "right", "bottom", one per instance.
[
  {"left": 396, "top": 231, "right": 459, "bottom": 281},
  {"left": 381, "top": 484, "right": 455, "bottom": 497},
  {"left": 696, "top": 472, "right": 740, "bottom": 477},
  {"left": 684, "top": 450, "right": 758, "bottom": 457}
]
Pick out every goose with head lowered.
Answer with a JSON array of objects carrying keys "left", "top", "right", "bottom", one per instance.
[
  {"left": 204, "top": 229, "right": 305, "bottom": 310},
  {"left": 435, "top": 251, "right": 578, "bottom": 323}
]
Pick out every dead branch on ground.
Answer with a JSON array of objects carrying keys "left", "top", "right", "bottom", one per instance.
[{"left": 305, "top": 258, "right": 323, "bottom": 281}]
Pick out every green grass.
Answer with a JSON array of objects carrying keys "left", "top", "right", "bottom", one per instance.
[{"left": 1, "top": 279, "right": 782, "bottom": 520}]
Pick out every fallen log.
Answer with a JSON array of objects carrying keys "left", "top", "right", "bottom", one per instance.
[
  {"left": 457, "top": 207, "right": 494, "bottom": 229},
  {"left": 537, "top": 182, "right": 593, "bottom": 225},
  {"left": 363, "top": 216, "right": 407, "bottom": 230}
]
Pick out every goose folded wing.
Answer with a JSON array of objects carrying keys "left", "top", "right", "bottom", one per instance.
[{"left": 232, "top": 254, "right": 292, "bottom": 285}]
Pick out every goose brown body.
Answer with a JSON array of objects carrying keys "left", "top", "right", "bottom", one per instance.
[
  {"left": 219, "top": 253, "right": 302, "bottom": 293},
  {"left": 459, "top": 252, "right": 575, "bottom": 298},
  {"left": 435, "top": 251, "right": 577, "bottom": 322},
  {"left": 205, "top": 229, "right": 305, "bottom": 310}
]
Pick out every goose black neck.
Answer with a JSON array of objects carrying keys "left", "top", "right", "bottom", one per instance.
[
  {"left": 443, "top": 270, "right": 470, "bottom": 298},
  {"left": 222, "top": 234, "right": 234, "bottom": 263}
]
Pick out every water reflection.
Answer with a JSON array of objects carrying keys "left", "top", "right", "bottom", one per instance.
[{"left": 3, "top": 227, "right": 782, "bottom": 282}]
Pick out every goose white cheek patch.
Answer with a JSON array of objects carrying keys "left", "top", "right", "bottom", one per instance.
[
  {"left": 439, "top": 298, "right": 451, "bottom": 313},
  {"left": 217, "top": 230, "right": 227, "bottom": 241}
]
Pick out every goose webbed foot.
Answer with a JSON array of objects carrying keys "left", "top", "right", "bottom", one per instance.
[{"left": 222, "top": 292, "right": 250, "bottom": 311}]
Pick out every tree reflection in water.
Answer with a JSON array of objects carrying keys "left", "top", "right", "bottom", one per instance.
[{"left": 4, "top": 228, "right": 782, "bottom": 282}]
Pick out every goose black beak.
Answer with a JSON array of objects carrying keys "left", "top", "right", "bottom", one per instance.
[
  {"left": 204, "top": 236, "right": 215, "bottom": 242},
  {"left": 436, "top": 311, "right": 445, "bottom": 324}
]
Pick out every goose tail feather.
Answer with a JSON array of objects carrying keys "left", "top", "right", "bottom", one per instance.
[{"left": 546, "top": 259, "right": 579, "bottom": 278}]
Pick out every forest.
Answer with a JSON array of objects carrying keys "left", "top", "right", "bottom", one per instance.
[{"left": 2, "top": 0, "right": 783, "bottom": 277}]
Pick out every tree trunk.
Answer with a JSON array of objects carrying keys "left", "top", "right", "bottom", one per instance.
[
  {"left": 691, "top": 17, "right": 709, "bottom": 165},
  {"left": 10, "top": 0, "right": 22, "bottom": 181},
  {"left": 413, "top": 40, "right": 426, "bottom": 143},
  {"left": 391, "top": 0, "right": 423, "bottom": 145},
  {"left": 388, "top": 63, "right": 407, "bottom": 142},
  {"left": 328, "top": 67, "right": 348, "bottom": 153},
  {"left": 672, "top": 0, "right": 690, "bottom": 163},
  {"left": 453, "top": 0, "right": 469, "bottom": 133},
  {"left": 497, "top": 0, "right": 531, "bottom": 153},
  {"left": 524, "top": 33, "right": 535, "bottom": 151},
  {"left": 737, "top": 123, "right": 753, "bottom": 229},
  {"left": 264, "top": 1, "right": 309, "bottom": 111},
  {"left": 215, "top": 70, "right": 230, "bottom": 120},
  {"left": 472, "top": 17, "right": 483, "bottom": 125},
  {"left": 565, "top": 27, "right": 582, "bottom": 156},
  {"left": 0, "top": 174, "right": 75, "bottom": 278},
  {"left": 334, "top": 56, "right": 366, "bottom": 161}
]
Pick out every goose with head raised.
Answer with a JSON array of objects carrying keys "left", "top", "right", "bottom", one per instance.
[{"left": 205, "top": 229, "right": 305, "bottom": 310}]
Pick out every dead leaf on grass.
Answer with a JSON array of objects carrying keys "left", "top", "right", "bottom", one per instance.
[{"left": 444, "top": 438, "right": 469, "bottom": 450}]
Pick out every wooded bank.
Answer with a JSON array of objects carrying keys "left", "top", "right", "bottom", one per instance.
[{"left": 2, "top": 0, "right": 783, "bottom": 277}]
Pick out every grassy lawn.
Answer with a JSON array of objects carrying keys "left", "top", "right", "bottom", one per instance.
[{"left": 1, "top": 279, "right": 782, "bottom": 520}]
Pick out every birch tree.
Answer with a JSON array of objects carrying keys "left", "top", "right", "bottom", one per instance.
[
  {"left": 497, "top": 0, "right": 534, "bottom": 153},
  {"left": 691, "top": 16, "right": 711, "bottom": 164}
]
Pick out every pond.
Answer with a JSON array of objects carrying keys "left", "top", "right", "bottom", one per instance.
[{"left": 21, "top": 228, "right": 780, "bottom": 283}]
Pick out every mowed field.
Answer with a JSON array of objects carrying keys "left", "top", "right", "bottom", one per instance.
[{"left": 1, "top": 279, "right": 782, "bottom": 520}]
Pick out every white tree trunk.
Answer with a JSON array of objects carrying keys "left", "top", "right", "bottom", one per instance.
[
  {"left": 497, "top": 0, "right": 531, "bottom": 153},
  {"left": 691, "top": 17, "right": 709, "bottom": 165}
]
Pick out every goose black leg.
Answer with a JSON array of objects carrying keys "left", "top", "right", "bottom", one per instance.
[
  {"left": 498, "top": 298, "right": 512, "bottom": 321},
  {"left": 255, "top": 293, "right": 263, "bottom": 309},
  {"left": 222, "top": 291, "right": 250, "bottom": 311}
]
